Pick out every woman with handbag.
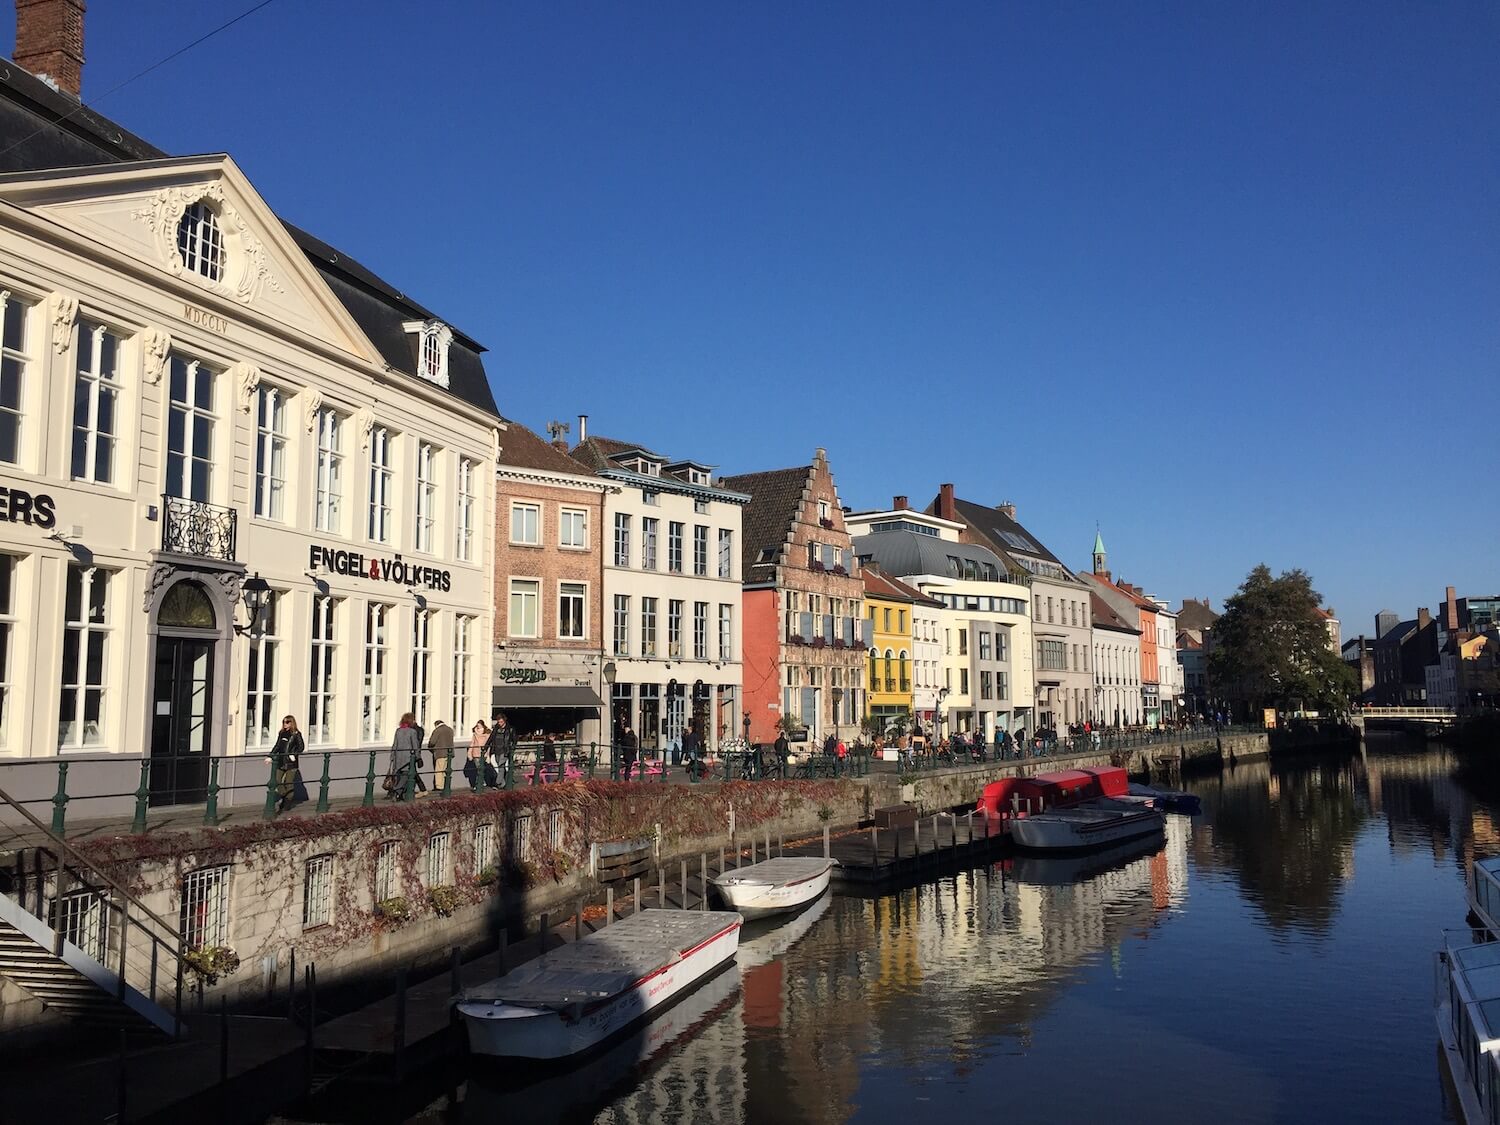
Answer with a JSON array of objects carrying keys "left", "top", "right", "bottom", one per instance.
[
  {"left": 387, "top": 713, "right": 423, "bottom": 801},
  {"left": 269, "top": 716, "right": 305, "bottom": 814}
]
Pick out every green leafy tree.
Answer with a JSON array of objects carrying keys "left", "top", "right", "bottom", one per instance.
[{"left": 1209, "top": 564, "right": 1357, "bottom": 714}]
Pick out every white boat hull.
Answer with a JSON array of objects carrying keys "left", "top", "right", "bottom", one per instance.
[
  {"left": 712, "top": 861, "right": 833, "bottom": 919},
  {"left": 1437, "top": 1001, "right": 1484, "bottom": 1125},
  {"left": 459, "top": 916, "right": 741, "bottom": 1059},
  {"left": 1010, "top": 805, "right": 1166, "bottom": 851}
]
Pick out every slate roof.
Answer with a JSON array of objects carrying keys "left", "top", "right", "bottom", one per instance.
[
  {"left": 1176, "top": 598, "right": 1219, "bottom": 633},
  {"left": 718, "top": 466, "right": 810, "bottom": 580},
  {"left": 1374, "top": 620, "right": 1418, "bottom": 649},
  {"left": 1090, "top": 590, "right": 1139, "bottom": 634},
  {"left": 498, "top": 423, "right": 601, "bottom": 478},
  {"left": 0, "top": 56, "right": 499, "bottom": 418},
  {"left": 570, "top": 436, "right": 663, "bottom": 473},
  {"left": 851, "top": 531, "right": 1010, "bottom": 584},
  {"left": 862, "top": 566, "right": 941, "bottom": 606},
  {"left": 945, "top": 496, "right": 1067, "bottom": 569}
]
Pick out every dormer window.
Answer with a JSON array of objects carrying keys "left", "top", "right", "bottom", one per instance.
[
  {"left": 177, "top": 201, "right": 224, "bottom": 282},
  {"left": 405, "top": 320, "right": 452, "bottom": 388},
  {"left": 688, "top": 468, "right": 710, "bottom": 486}
]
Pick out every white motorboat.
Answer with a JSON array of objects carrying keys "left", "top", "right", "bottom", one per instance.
[
  {"left": 457, "top": 909, "right": 743, "bottom": 1060},
  {"left": 1009, "top": 801, "right": 1166, "bottom": 852},
  {"left": 710, "top": 856, "right": 835, "bottom": 919},
  {"left": 1435, "top": 930, "right": 1500, "bottom": 1125}
]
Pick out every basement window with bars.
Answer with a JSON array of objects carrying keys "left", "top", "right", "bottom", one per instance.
[
  {"left": 53, "top": 889, "right": 107, "bottom": 962},
  {"left": 427, "top": 832, "right": 450, "bottom": 886},
  {"left": 509, "top": 814, "right": 533, "bottom": 865},
  {"left": 180, "top": 866, "right": 230, "bottom": 950},
  {"left": 548, "top": 810, "right": 564, "bottom": 852},
  {"left": 472, "top": 823, "right": 494, "bottom": 871},
  {"left": 374, "top": 841, "right": 399, "bottom": 904},
  {"left": 302, "top": 855, "right": 333, "bottom": 929}
]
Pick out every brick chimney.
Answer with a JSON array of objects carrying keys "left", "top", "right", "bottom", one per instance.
[
  {"left": 1445, "top": 586, "right": 1459, "bottom": 631},
  {"left": 893, "top": 495, "right": 908, "bottom": 511},
  {"left": 14, "top": 0, "right": 86, "bottom": 97},
  {"left": 998, "top": 500, "right": 1016, "bottom": 520},
  {"left": 1418, "top": 607, "right": 1431, "bottom": 630},
  {"left": 937, "top": 483, "right": 956, "bottom": 522}
]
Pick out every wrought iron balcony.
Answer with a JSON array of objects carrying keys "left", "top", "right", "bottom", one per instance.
[{"left": 161, "top": 494, "right": 237, "bottom": 561}]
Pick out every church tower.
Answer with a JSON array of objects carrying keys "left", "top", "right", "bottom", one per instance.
[{"left": 1092, "top": 528, "right": 1108, "bottom": 578}]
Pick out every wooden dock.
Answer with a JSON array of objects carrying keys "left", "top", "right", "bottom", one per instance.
[{"left": 782, "top": 810, "right": 1008, "bottom": 884}]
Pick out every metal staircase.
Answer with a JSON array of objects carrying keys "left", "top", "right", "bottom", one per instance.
[{"left": 0, "top": 784, "right": 183, "bottom": 1035}]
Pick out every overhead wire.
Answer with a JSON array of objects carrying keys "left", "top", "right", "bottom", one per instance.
[{"left": 0, "top": 0, "right": 280, "bottom": 161}]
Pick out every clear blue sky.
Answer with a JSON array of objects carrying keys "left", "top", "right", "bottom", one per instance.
[{"left": 9, "top": 2, "right": 1497, "bottom": 633}]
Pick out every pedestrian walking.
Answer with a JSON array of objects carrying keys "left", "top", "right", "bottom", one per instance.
[
  {"left": 426, "top": 719, "right": 454, "bottom": 794},
  {"left": 269, "top": 716, "right": 305, "bottom": 814},
  {"left": 621, "top": 724, "right": 640, "bottom": 780},
  {"left": 484, "top": 713, "right": 517, "bottom": 787},
  {"left": 387, "top": 712, "right": 423, "bottom": 801},
  {"left": 464, "top": 719, "right": 493, "bottom": 789},
  {"left": 773, "top": 729, "right": 790, "bottom": 780}
]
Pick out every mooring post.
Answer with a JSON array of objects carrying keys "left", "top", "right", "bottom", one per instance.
[
  {"left": 606, "top": 887, "right": 614, "bottom": 925},
  {"left": 658, "top": 868, "right": 666, "bottom": 908},
  {"left": 539, "top": 912, "right": 550, "bottom": 951},
  {"left": 871, "top": 825, "right": 878, "bottom": 868},
  {"left": 719, "top": 846, "right": 726, "bottom": 876},
  {"left": 778, "top": 834, "right": 784, "bottom": 856},
  {"left": 765, "top": 830, "right": 772, "bottom": 859},
  {"left": 633, "top": 877, "right": 641, "bottom": 912},
  {"left": 450, "top": 946, "right": 461, "bottom": 996},
  {"left": 824, "top": 825, "right": 831, "bottom": 859},
  {"left": 287, "top": 947, "right": 297, "bottom": 1020},
  {"left": 575, "top": 899, "right": 584, "bottom": 941},
  {"left": 302, "top": 966, "right": 316, "bottom": 1096},
  {"left": 700, "top": 854, "right": 708, "bottom": 909},
  {"left": 681, "top": 860, "right": 688, "bottom": 908}
]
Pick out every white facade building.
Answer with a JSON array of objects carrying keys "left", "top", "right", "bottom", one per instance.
[
  {"left": 571, "top": 433, "right": 747, "bottom": 757},
  {"left": 1151, "top": 600, "right": 1183, "bottom": 721},
  {"left": 1090, "top": 593, "right": 1143, "bottom": 727},
  {"left": 911, "top": 595, "right": 943, "bottom": 730},
  {"left": 0, "top": 147, "right": 501, "bottom": 811}
]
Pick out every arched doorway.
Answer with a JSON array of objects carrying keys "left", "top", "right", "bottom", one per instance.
[{"left": 149, "top": 580, "right": 219, "bottom": 805}]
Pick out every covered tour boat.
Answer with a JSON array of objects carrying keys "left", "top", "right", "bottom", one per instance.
[
  {"left": 457, "top": 909, "right": 743, "bottom": 1060},
  {"left": 710, "top": 856, "right": 835, "bottom": 919},
  {"left": 977, "top": 765, "right": 1166, "bottom": 852}
]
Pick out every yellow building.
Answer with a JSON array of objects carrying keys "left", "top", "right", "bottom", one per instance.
[{"left": 863, "top": 567, "right": 919, "bottom": 729}]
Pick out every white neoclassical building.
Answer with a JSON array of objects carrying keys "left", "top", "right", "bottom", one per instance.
[
  {"left": 571, "top": 428, "right": 747, "bottom": 757},
  {"left": 0, "top": 67, "right": 502, "bottom": 813}
]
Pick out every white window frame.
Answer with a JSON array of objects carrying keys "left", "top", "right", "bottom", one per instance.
[
  {"left": 302, "top": 855, "right": 333, "bottom": 929},
  {"left": 719, "top": 603, "right": 733, "bottom": 661},
  {"left": 693, "top": 525, "right": 708, "bottom": 577},
  {"left": 717, "top": 529, "right": 733, "bottom": 579},
  {"left": 244, "top": 589, "right": 281, "bottom": 748},
  {"left": 427, "top": 832, "right": 450, "bottom": 886},
  {"left": 314, "top": 407, "right": 344, "bottom": 534},
  {"left": 59, "top": 565, "right": 110, "bottom": 749},
  {"left": 510, "top": 501, "right": 541, "bottom": 547},
  {"left": 0, "top": 290, "right": 32, "bottom": 467},
  {"left": 455, "top": 457, "right": 476, "bottom": 561},
  {"left": 308, "top": 594, "right": 338, "bottom": 745},
  {"left": 452, "top": 614, "right": 473, "bottom": 731},
  {"left": 509, "top": 579, "right": 540, "bottom": 639},
  {"left": 362, "top": 602, "right": 391, "bottom": 743},
  {"left": 368, "top": 425, "right": 394, "bottom": 544},
  {"left": 559, "top": 506, "right": 587, "bottom": 549},
  {"left": 253, "top": 384, "right": 288, "bottom": 521},
  {"left": 176, "top": 202, "right": 224, "bottom": 282},
  {"left": 414, "top": 441, "right": 438, "bottom": 553},
  {"left": 472, "top": 822, "right": 494, "bottom": 871},
  {"left": 693, "top": 602, "right": 708, "bottom": 661},
  {"left": 71, "top": 320, "right": 121, "bottom": 484},
  {"left": 613, "top": 594, "right": 630, "bottom": 657},
  {"left": 668, "top": 599, "right": 683, "bottom": 658},
  {"left": 166, "top": 355, "right": 217, "bottom": 502},
  {"left": 613, "top": 513, "right": 631, "bottom": 567},
  {"left": 411, "top": 608, "right": 433, "bottom": 728},
  {"left": 0, "top": 554, "right": 16, "bottom": 751},
  {"left": 558, "top": 581, "right": 587, "bottom": 641},
  {"left": 642, "top": 517, "right": 658, "bottom": 570},
  {"left": 641, "top": 597, "right": 657, "bottom": 658},
  {"left": 374, "top": 840, "right": 399, "bottom": 903},
  {"left": 668, "top": 522, "right": 684, "bottom": 574}
]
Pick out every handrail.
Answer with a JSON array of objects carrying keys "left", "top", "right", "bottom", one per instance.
[{"left": 0, "top": 781, "right": 183, "bottom": 944}]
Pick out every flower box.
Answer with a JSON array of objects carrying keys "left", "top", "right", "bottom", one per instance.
[
  {"left": 808, "top": 561, "right": 826, "bottom": 573},
  {"left": 819, "top": 518, "right": 835, "bottom": 530},
  {"left": 832, "top": 565, "right": 847, "bottom": 576}
]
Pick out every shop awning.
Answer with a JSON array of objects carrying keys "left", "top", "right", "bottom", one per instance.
[{"left": 491, "top": 685, "right": 604, "bottom": 710}]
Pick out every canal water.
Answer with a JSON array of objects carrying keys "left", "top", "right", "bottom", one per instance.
[{"left": 303, "top": 738, "right": 1491, "bottom": 1125}]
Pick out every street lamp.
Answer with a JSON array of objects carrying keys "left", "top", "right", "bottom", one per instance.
[{"left": 237, "top": 573, "right": 271, "bottom": 634}]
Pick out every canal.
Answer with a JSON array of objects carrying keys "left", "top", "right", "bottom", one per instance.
[{"left": 293, "top": 737, "right": 1487, "bottom": 1124}]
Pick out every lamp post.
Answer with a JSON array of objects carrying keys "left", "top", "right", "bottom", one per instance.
[{"left": 238, "top": 573, "right": 271, "bottom": 634}]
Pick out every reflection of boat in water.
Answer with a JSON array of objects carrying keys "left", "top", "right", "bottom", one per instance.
[
  {"left": 1006, "top": 829, "right": 1166, "bottom": 886},
  {"left": 457, "top": 910, "right": 742, "bottom": 1059},
  {"left": 736, "top": 887, "right": 832, "bottom": 969},
  {"left": 711, "top": 856, "right": 835, "bottom": 919},
  {"left": 1127, "top": 782, "right": 1202, "bottom": 814},
  {"left": 463, "top": 959, "right": 743, "bottom": 1119}
]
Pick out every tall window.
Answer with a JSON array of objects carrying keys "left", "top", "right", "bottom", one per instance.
[
  {"left": 559, "top": 582, "right": 587, "bottom": 641},
  {"left": 641, "top": 597, "right": 658, "bottom": 657},
  {"left": 613, "top": 513, "right": 631, "bottom": 566},
  {"left": 455, "top": 457, "right": 476, "bottom": 561},
  {"left": 362, "top": 602, "right": 391, "bottom": 742},
  {"left": 166, "top": 355, "right": 216, "bottom": 501},
  {"left": 668, "top": 522, "right": 684, "bottom": 573},
  {"left": 0, "top": 292, "right": 31, "bottom": 464},
  {"left": 374, "top": 841, "right": 399, "bottom": 903},
  {"left": 613, "top": 595, "right": 630, "bottom": 656},
  {"left": 510, "top": 501, "right": 540, "bottom": 546},
  {"left": 668, "top": 600, "right": 683, "bottom": 657},
  {"left": 176, "top": 202, "right": 224, "bottom": 281},
  {"left": 303, "top": 855, "right": 333, "bottom": 929},
  {"left": 692, "top": 602, "right": 708, "bottom": 660},
  {"left": 411, "top": 609, "right": 432, "bottom": 727},
  {"left": 451, "top": 615, "right": 473, "bottom": 730},
  {"left": 314, "top": 408, "right": 344, "bottom": 533},
  {"left": 718, "top": 529, "right": 733, "bottom": 579},
  {"left": 368, "top": 426, "right": 393, "bottom": 543},
  {"left": 180, "top": 866, "right": 230, "bottom": 950},
  {"left": 244, "top": 590, "right": 281, "bottom": 747},
  {"left": 997, "top": 632, "right": 1008, "bottom": 662},
  {"left": 0, "top": 555, "right": 15, "bottom": 750},
  {"left": 71, "top": 321, "right": 120, "bottom": 483},
  {"left": 59, "top": 565, "right": 110, "bottom": 748},
  {"left": 978, "top": 631, "right": 992, "bottom": 661},
  {"left": 509, "top": 580, "right": 539, "bottom": 638},
  {"left": 308, "top": 595, "right": 338, "bottom": 744},
  {"left": 414, "top": 441, "right": 437, "bottom": 552},
  {"left": 719, "top": 603, "right": 733, "bottom": 661},
  {"left": 693, "top": 526, "right": 708, "bottom": 576},
  {"left": 253, "top": 385, "right": 287, "bottom": 521},
  {"left": 559, "top": 507, "right": 586, "bottom": 549},
  {"left": 642, "top": 518, "right": 658, "bottom": 569}
]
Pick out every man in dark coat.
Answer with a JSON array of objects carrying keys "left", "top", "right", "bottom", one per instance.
[
  {"left": 485, "top": 713, "right": 516, "bottom": 786},
  {"left": 773, "top": 730, "right": 790, "bottom": 780},
  {"left": 620, "top": 725, "right": 639, "bottom": 780}
]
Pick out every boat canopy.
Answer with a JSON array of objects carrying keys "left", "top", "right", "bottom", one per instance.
[{"left": 712, "top": 857, "right": 832, "bottom": 887}]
